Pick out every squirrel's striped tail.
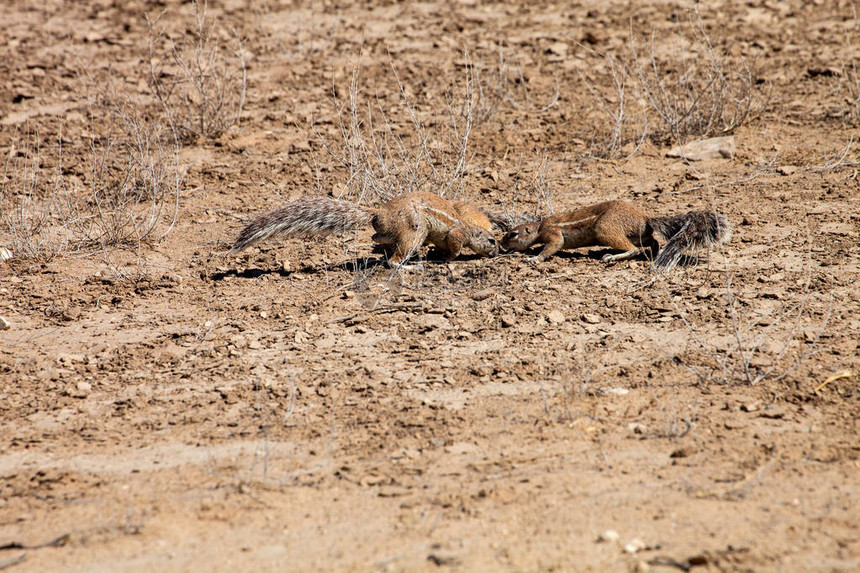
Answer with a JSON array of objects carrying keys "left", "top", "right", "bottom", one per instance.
[{"left": 230, "top": 197, "right": 375, "bottom": 253}]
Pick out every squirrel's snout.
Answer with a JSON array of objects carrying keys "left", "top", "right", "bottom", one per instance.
[{"left": 500, "top": 230, "right": 517, "bottom": 250}]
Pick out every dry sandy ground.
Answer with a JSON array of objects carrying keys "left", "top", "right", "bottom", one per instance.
[{"left": 1, "top": 1, "right": 858, "bottom": 571}]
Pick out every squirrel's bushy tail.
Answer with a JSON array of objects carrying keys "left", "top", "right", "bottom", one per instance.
[
  {"left": 648, "top": 210, "right": 732, "bottom": 271},
  {"left": 230, "top": 197, "right": 375, "bottom": 253}
]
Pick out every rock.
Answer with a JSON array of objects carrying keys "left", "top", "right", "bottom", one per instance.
[
  {"left": 67, "top": 381, "right": 92, "bottom": 398},
  {"left": 547, "top": 310, "right": 566, "bottom": 325},
  {"left": 416, "top": 314, "right": 452, "bottom": 331},
  {"left": 666, "top": 136, "right": 735, "bottom": 161},
  {"left": 377, "top": 486, "right": 410, "bottom": 498},
  {"left": 471, "top": 288, "right": 494, "bottom": 301},
  {"left": 809, "top": 446, "right": 840, "bottom": 463},
  {"left": 599, "top": 387, "right": 630, "bottom": 396},
  {"left": 627, "top": 422, "right": 647, "bottom": 434},
  {"left": 445, "top": 442, "right": 479, "bottom": 455},
  {"left": 760, "top": 406, "right": 787, "bottom": 419},
  {"left": 546, "top": 41, "right": 568, "bottom": 57},
  {"left": 0, "top": 316, "right": 9, "bottom": 330},
  {"left": 427, "top": 550, "right": 461, "bottom": 566},
  {"left": 670, "top": 445, "right": 697, "bottom": 458},
  {"left": 582, "top": 313, "right": 600, "bottom": 324},
  {"left": 500, "top": 314, "right": 517, "bottom": 328},
  {"left": 597, "top": 529, "right": 621, "bottom": 543},
  {"left": 624, "top": 538, "right": 646, "bottom": 554}
]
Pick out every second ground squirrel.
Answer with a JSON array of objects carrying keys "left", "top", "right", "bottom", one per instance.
[
  {"left": 231, "top": 192, "right": 499, "bottom": 268},
  {"left": 501, "top": 200, "right": 732, "bottom": 271}
]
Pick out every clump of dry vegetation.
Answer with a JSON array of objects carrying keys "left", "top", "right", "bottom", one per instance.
[
  {"left": 147, "top": 0, "right": 247, "bottom": 142},
  {"left": 1, "top": 129, "right": 75, "bottom": 261},
  {"left": 0, "top": 99, "right": 183, "bottom": 262},
  {"left": 582, "top": 8, "right": 771, "bottom": 158},
  {"left": 72, "top": 95, "right": 183, "bottom": 250},
  {"left": 672, "top": 263, "right": 831, "bottom": 386},
  {"left": 311, "top": 44, "right": 559, "bottom": 208},
  {"left": 0, "top": 0, "right": 254, "bottom": 263},
  {"left": 316, "top": 54, "right": 481, "bottom": 206}
]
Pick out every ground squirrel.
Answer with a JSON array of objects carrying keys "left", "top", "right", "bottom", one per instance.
[
  {"left": 231, "top": 192, "right": 499, "bottom": 268},
  {"left": 501, "top": 200, "right": 731, "bottom": 271}
]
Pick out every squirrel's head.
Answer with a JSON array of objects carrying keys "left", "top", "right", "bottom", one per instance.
[
  {"left": 471, "top": 229, "right": 499, "bottom": 257},
  {"left": 501, "top": 223, "right": 539, "bottom": 251}
]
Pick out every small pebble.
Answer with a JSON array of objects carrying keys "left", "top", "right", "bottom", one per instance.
[
  {"left": 547, "top": 310, "right": 565, "bottom": 325},
  {"left": 0, "top": 316, "right": 10, "bottom": 330},
  {"left": 597, "top": 529, "right": 620, "bottom": 543}
]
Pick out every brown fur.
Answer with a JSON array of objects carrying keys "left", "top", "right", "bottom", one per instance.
[
  {"left": 501, "top": 200, "right": 731, "bottom": 271},
  {"left": 231, "top": 192, "right": 499, "bottom": 268}
]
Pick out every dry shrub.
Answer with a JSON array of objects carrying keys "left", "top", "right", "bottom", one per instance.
[
  {"left": 317, "top": 53, "right": 480, "bottom": 206},
  {"left": 469, "top": 43, "right": 560, "bottom": 126},
  {"left": 71, "top": 96, "right": 183, "bottom": 250},
  {"left": 672, "top": 263, "right": 831, "bottom": 386},
  {"left": 147, "top": 0, "right": 247, "bottom": 142},
  {"left": 582, "top": 8, "right": 770, "bottom": 158},
  {"left": 313, "top": 44, "right": 559, "bottom": 207},
  {"left": 840, "top": 7, "right": 860, "bottom": 125},
  {"left": 579, "top": 52, "right": 650, "bottom": 160},
  {"left": 1, "top": 129, "right": 75, "bottom": 261},
  {"left": 1, "top": 96, "right": 183, "bottom": 261}
]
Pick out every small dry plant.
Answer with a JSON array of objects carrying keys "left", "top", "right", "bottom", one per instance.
[
  {"left": 582, "top": 7, "right": 770, "bottom": 158},
  {"left": 547, "top": 336, "right": 622, "bottom": 424},
  {"left": 629, "top": 13, "right": 769, "bottom": 145},
  {"left": 1, "top": 97, "right": 183, "bottom": 262},
  {"left": 579, "top": 51, "right": 649, "bottom": 160},
  {"left": 672, "top": 261, "right": 832, "bottom": 386},
  {"left": 1, "top": 128, "right": 75, "bottom": 261},
  {"left": 840, "top": 7, "right": 860, "bottom": 125},
  {"left": 485, "top": 151, "right": 556, "bottom": 232},
  {"left": 147, "top": 0, "right": 247, "bottom": 142},
  {"left": 469, "top": 43, "right": 560, "bottom": 126},
  {"left": 69, "top": 95, "right": 183, "bottom": 250},
  {"left": 318, "top": 53, "right": 481, "bottom": 205}
]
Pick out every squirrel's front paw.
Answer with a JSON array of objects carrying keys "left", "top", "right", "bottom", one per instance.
[{"left": 524, "top": 255, "right": 543, "bottom": 263}]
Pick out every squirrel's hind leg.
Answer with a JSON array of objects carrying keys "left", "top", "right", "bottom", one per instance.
[{"left": 601, "top": 248, "right": 645, "bottom": 263}]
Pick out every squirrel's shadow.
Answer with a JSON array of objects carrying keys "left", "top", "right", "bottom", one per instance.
[
  {"left": 212, "top": 246, "right": 498, "bottom": 281},
  {"left": 211, "top": 256, "right": 389, "bottom": 281},
  {"left": 516, "top": 247, "right": 701, "bottom": 267}
]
